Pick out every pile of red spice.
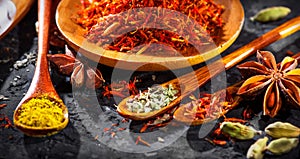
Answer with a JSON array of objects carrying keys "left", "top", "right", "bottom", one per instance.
[
  {"left": 0, "top": 104, "right": 13, "bottom": 129},
  {"left": 74, "top": 0, "right": 224, "bottom": 56},
  {"left": 183, "top": 91, "right": 233, "bottom": 121}
]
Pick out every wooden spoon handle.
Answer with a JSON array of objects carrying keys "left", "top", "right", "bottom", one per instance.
[
  {"left": 223, "top": 16, "right": 300, "bottom": 69},
  {"left": 25, "top": 0, "right": 54, "bottom": 97},
  {"left": 37, "top": 0, "right": 51, "bottom": 61},
  {"left": 171, "top": 16, "right": 300, "bottom": 99}
]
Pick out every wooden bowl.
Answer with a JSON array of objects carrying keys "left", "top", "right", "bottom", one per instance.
[{"left": 56, "top": 0, "right": 244, "bottom": 71}]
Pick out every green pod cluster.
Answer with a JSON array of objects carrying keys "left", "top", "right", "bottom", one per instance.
[
  {"left": 266, "top": 138, "right": 299, "bottom": 155},
  {"left": 250, "top": 6, "right": 291, "bottom": 22},
  {"left": 265, "top": 121, "right": 300, "bottom": 138},
  {"left": 246, "top": 137, "right": 268, "bottom": 159},
  {"left": 220, "top": 122, "right": 259, "bottom": 140}
]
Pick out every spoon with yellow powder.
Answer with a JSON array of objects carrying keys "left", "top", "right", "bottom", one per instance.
[{"left": 13, "top": 0, "right": 68, "bottom": 137}]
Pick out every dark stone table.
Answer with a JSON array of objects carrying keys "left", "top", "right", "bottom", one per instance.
[{"left": 1, "top": 0, "right": 300, "bottom": 158}]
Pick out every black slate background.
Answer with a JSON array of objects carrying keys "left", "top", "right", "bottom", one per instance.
[{"left": 1, "top": 0, "right": 300, "bottom": 158}]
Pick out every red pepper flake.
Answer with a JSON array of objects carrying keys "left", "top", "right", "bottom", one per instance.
[
  {"left": 121, "top": 118, "right": 129, "bottom": 123},
  {"left": 102, "top": 78, "right": 139, "bottom": 98},
  {"left": 75, "top": 0, "right": 224, "bottom": 56},
  {"left": 135, "top": 136, "right": 151, "bottom": 147},
  {"left": 207, "top": 117, "right": 251, "bottom": 146},
  {"left": 0, "top": 104, "right": 7, "bottom": 109},
  {"left": 205, "top": 138, "right": 227, "bottom": 146},
  {"left": 5, "top": 117, "right": 12, "bottom": 128},
  {"left": 224, "top": 117, "right": 248, "bottom": 124},
  {"left": 118, "top": 127, "right": 126, "bottom": 131},
  {"left": 0, "top": 116, "right": 13, "bottom": 129},
  {"left": 112, "top": 123, "right": 119, "bottom": 127},
  {"left": 242, "top": 106, "right": 255, "bottom": 120},
  {"left": 102, "top": 86, "right": 127, "bottom": 99},
  {"left": 111, "top": 132, "right": 116, "bottom": 138},
  {"left": 286, "top": 50, "right": 294, "bottom": 56},
  {"left": 140, "top": 124, "right": 148, "bottom": 133},
  {"left": 103, "top": 127, "right": 111, "bottom": 132}
]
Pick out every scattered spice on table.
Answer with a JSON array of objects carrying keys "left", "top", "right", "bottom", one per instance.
[
  {"left": 220, "top": 121, "right": 260, "bottom": 140},
  {"left": 47, "top": 48, "right": 105, "bottom": 89},
  {"left": 0, "top": 103, "right": 7, "bottom": 109},
  {"left": 102, "top": 78, "right": 139, "bottom": 99},
  {"left": 126, "top": 84, "right": 178, "bottom": 113},
  {"left": 100, "top": 118, "right": 128, "bottom": 139},
  {"left": 135, "top": 135, "right": 151, "bottom": 147},
  {"left": 237, "top": 50, "right": 300, "bottom": 117},
  {"left": 246, "top": 136, "right": 268, "bottom": 159},
  {"left": 286, "top": 50, "right": 294, "bottom": 56},
  {"left": 0, "top": 95, "right": 9, "bottom": 101},
  {"left": 266, "top": 137, "right": 299, "bottom": 155},
  {"left": 110, "top": 131, "right": 116, "bottom": 138},
  {"left": 264, "top": 121, "right": 300, "bottom": 138},
  {"left": 250, "top": 6, "right": 291, "bottom": 23},
  {"left": 208, "top": 119, "right": 300, "bottom": 158},
  {"left": 74, "top": 0, "right": 224, "bottom": 56},
  {"left": 0, "top": 115, "right": 13, "bottom": 129},
  {"left": 121, "top": 118, "right": 129, "bottom": 123},
  {"left": 118, "top": 127, "right": 126, "bottom": 131},
  {"left": 0, "top": 103, "right": 13, "bottom": 129},
  {"left": 15, "top": 96, "right": 65, "bottom": 128},
  {"left": 206, "top": 117, "right": 250, "bottom": 146},
  {"left": 103, "top": 127, "right": 111, "bottom": 132},
  {"left": 13, "top": 51, "right": 37, "bottom": 70},
  {"left": 248, "top": 122, "right": 300, "bottom": 157}
]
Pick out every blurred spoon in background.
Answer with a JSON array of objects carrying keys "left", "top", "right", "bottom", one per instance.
[{"left": 0, "top": 0, "right": 35, "bottom": 39}]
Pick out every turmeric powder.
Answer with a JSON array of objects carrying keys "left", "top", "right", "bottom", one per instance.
[{"left": 16, "top": 96, "right": 65, "bottom": 128}]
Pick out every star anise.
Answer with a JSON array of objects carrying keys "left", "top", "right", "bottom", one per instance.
[
  {"left": 237, "top": 50, "right": 300, "bottom": 117},
  {"left": 47, "top": 46, "right": 105, "bottom": 89}
]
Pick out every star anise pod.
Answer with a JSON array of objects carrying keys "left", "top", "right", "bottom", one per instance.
[
  {"left": 237, "top": 50, "right": 300, "bottom": 117},
  {"left": 47, "top": 47, "right": 105, "bottom": 89}
]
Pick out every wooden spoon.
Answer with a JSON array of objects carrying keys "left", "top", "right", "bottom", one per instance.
[
  {"left": 117, "top": 16, "right": 300, "bottom": 121},
  {"left": 0, "top": 0, "right": 35, "bottom": 39},
  {"left": 13, "top": 0, "right": 69, "bottom": 137}
]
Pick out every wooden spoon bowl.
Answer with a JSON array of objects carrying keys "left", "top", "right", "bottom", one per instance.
[
  {"left": 117, "top": 82, "right": 182, "bottom": 120},
  {"left": 173, "top": 83, "right": 242, "bottom": 126},
  {"left": 13, "top": 0, "right": 68, "bottom": 137},
  {"left": 56, "top": 0, "right": 244, "bottom": 71},
  {"left": 117, "top": 16, "right": 300, "bottom": 121},
  {"left": 14, "top": 96, "right": 68, "bottom": 137}
]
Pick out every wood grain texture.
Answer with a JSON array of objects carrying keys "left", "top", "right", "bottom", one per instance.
[{"left": 56, "top": 0, "right": 244, "bottom": 71}]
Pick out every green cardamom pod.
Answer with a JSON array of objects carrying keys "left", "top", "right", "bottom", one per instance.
[
  {"left": 220, "top": 122, "right": 260, "bottom": 140},
  {"left": 266, "top": 137, "right": 299, "bottom": 155},
  {"left": 250, "top": 6, "right": 291, "bottom": 22},
  {"left": 265, "top": 121, "right": 300, "bottom": 138},
  {"left": 246, "top": 137, "right": 268, "bottom": 159}
]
